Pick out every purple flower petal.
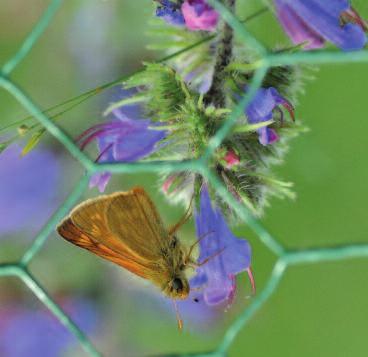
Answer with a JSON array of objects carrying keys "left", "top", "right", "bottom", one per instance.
[
  {"left": 258, "top": 127, "right": 279, "bottom": 146},
  {"left": 156, "top": 0, "right": 185, "bottom": 26},
  {"left": 193, "top": 186, "right": 252, "bottom": 306},
  {"left": 276, "top": 2, "right": 325, "bottom": 49},
  {"left": 245, "top": 87, "right": 293, "bottom": 146},
  {"left": 89, "top": 171, "right": 112, "bottom": 193},
  {"left": 246, "top": 88, "right": 278, "bottom": 123},
  {"left": 0, "top": 144, "right": 60, "bottom": 236},
  {"left": 0, "top": 297, "right": 98, "bottom": 357},
  {"left": 78, "top": 112, "right": 166, "bottom": 192},
  {"left": 112, "top": 126, "right": 166, "bottom": 162}
]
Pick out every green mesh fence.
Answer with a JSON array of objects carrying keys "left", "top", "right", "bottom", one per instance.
[{"left": 1, "top": 1, "right": 368, "bottom": 356}]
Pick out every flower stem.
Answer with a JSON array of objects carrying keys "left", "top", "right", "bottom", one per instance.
[{"left": 205, "top": 0, "right": 235, "bottom": 108}]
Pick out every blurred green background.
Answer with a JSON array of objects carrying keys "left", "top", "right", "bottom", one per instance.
[{"left": 1, "top": 0, "right": 368, "bottom": 356}]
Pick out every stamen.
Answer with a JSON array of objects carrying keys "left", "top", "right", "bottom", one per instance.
[
  {"left": 78, "top": 129, "right": 108, "bottom": 150},
  {"left": 246, "top": 266, "right": 256, "bottom": 295},
  {"left": 75, "top": 123, "right": 111, "bottom": 143},
  {"left": 227, "top": 274, "right": 237, "bottom": 307},
  {"left": 94, "top": 143, "right": 113, "bottom": 163},
  {"left": 343, "top": 7, "right": 368, "bottom": 31},
  {"left": 274, "top": 106, "right": 284, "bottom": 125},
  {"left": 281, "top": 100, "right": 295, "bottom": 122}
]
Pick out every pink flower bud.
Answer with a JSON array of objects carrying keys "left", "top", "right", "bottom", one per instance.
[
  {"left": 182, "top": 0, "right": 219, "bottom": 32},
  {"left": 224, "top": 149, "right": 240, "bottom": 168}
]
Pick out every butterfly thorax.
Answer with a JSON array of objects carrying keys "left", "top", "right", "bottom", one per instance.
[{"left": 158, "top": 235, "right": 190, "bottom": 300}]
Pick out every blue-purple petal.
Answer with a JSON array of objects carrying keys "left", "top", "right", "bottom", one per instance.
[
  {"left": 89, "top": 171, "right": 112, "bottom": 193},
  {"left": 83, "top": 113, "right": 166, "bottom": 192},
  {"left": 156, "top": 0, "right": 185, "bottom": 26},
  {"left": 246, "top": 88, "right": 277, "bottom": 124},
  {"left": 245, "top": 87, "right": 290, "bottom": 145},
  {"left": 0, "top": 297, "right": 98, "bottom": 357},
  {"left": 0, "top": 144, "right": 60, "bottom": 236},
  {"left": 276, "top": 2, "right": 325, "bottom": 49},
  {"left": 112, "top": 127, "right": 166, "bottom": 162},
  {"left": 258, "top": 127, "right": 279, "bottom": 146}
]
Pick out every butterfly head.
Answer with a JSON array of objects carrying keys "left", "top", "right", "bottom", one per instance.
[{"left": 165, "top": 276, "right": 190, "bottom": 300}]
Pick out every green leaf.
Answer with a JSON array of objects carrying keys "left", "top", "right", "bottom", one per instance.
[
  {"left": 123, "top": 63, "right": 193, "bottom": 123},
  {"left": 104, "top": 94, "right": 147, "bottom": 116},
  {"left": 0, "top": 141, "right": 9, "bottom": 154},
  {"left": 233, "top": 119, "right": 274, "bottom": 133},
  {"left": 21, "top": 129, "right": 45, "bottom": 156}
]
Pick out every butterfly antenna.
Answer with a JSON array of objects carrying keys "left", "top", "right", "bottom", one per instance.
[
  {"left": 185, "top": 231, "right": 214, "bottom": 263},
  {"left": 172, "top": 300, "right": 183, "bottom": 331},
  {"left": 169, "top": 195, "right": 194, "bottom": 236},
  {"left": 94, "top": 143, "right": 113, "bottom": 163}
]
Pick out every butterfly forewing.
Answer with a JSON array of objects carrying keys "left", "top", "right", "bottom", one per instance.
[
  {"left": 69, "top": 193, "right": 144, "bottom": 260},
  {"left": 57, "top": 187, "right": 173, "bottom": 283},
  {"left": 107, "top": 187, "right": 169, "bottom": 261}
]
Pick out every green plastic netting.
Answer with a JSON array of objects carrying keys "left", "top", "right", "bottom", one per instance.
[{"left": 1, "top": 1, "right": 368, "bottom": 356}]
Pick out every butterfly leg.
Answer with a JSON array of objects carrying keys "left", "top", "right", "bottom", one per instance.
[
  {"left": 191, "top": 247, "right": 226, "bottom": 268},
  {"left": 184, "top": 231, "right": 214, "bottom": 265}
]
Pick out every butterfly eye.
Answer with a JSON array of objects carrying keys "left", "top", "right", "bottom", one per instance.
[{"left": 172, "top": 278, "right": 183, "bottom": 293}]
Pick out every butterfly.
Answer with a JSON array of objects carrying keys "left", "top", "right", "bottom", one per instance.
[{"left": 57, "top": 186, "right": 198, "bottom": 328}]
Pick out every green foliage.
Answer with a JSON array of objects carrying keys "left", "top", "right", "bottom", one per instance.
[
  {"left": 103, "top": 54, "right": 303, "bottom": 215},
  {"left": 21, "top": 128, "right": 46, "bottom": 156},
  {"left": 124, "top": 63, "right": 191, "bottom": 122},
  {"left": 147, "top": 18, "right": 215, "bottom": 93}
]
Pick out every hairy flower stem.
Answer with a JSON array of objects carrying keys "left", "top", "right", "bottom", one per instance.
[{"left": 205, "top": 0, "right": 235, "bottom": 108}]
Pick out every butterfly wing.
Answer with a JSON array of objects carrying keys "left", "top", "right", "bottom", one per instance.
[
  {"left": 57, "top": 218, "right": 152, "bottom": 279},
  {"left": 67, "top": 193, "right": 144, "bottom": 259},
  {"left": 106, "top": 187, "right": 170, "bottom": 260},
  {"left": 57, "top": 188, "right": 164, "bottom": 280}
]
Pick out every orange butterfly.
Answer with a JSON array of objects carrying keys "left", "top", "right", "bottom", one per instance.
[{"left": 57, "top": 186, "right": 196, "bottom": 328}]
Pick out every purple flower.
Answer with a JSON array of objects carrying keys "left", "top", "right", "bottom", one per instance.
[
  {"left": 274, "top": 0, "right": 367, "bottom": 51},
  {"left": 0, "top": 297, "right": 98, "bottom": 357},
  {"left": 77, "top": 110, "right": 166, "bottom": 192},
  {"left": 246, "top": 87, "right": 294, "bottom": 146},
  {"left": 192, "top": 186, "right": 254, "bottom": 306},
  {"left": 156, "top": 0, "right": 185, "bottom": 26},
  {"left": 182, "top": 0, "right": 219, "bottom": 32},
  {"left": 0, "top": 144, "right": 60, "bottom": 236}
]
